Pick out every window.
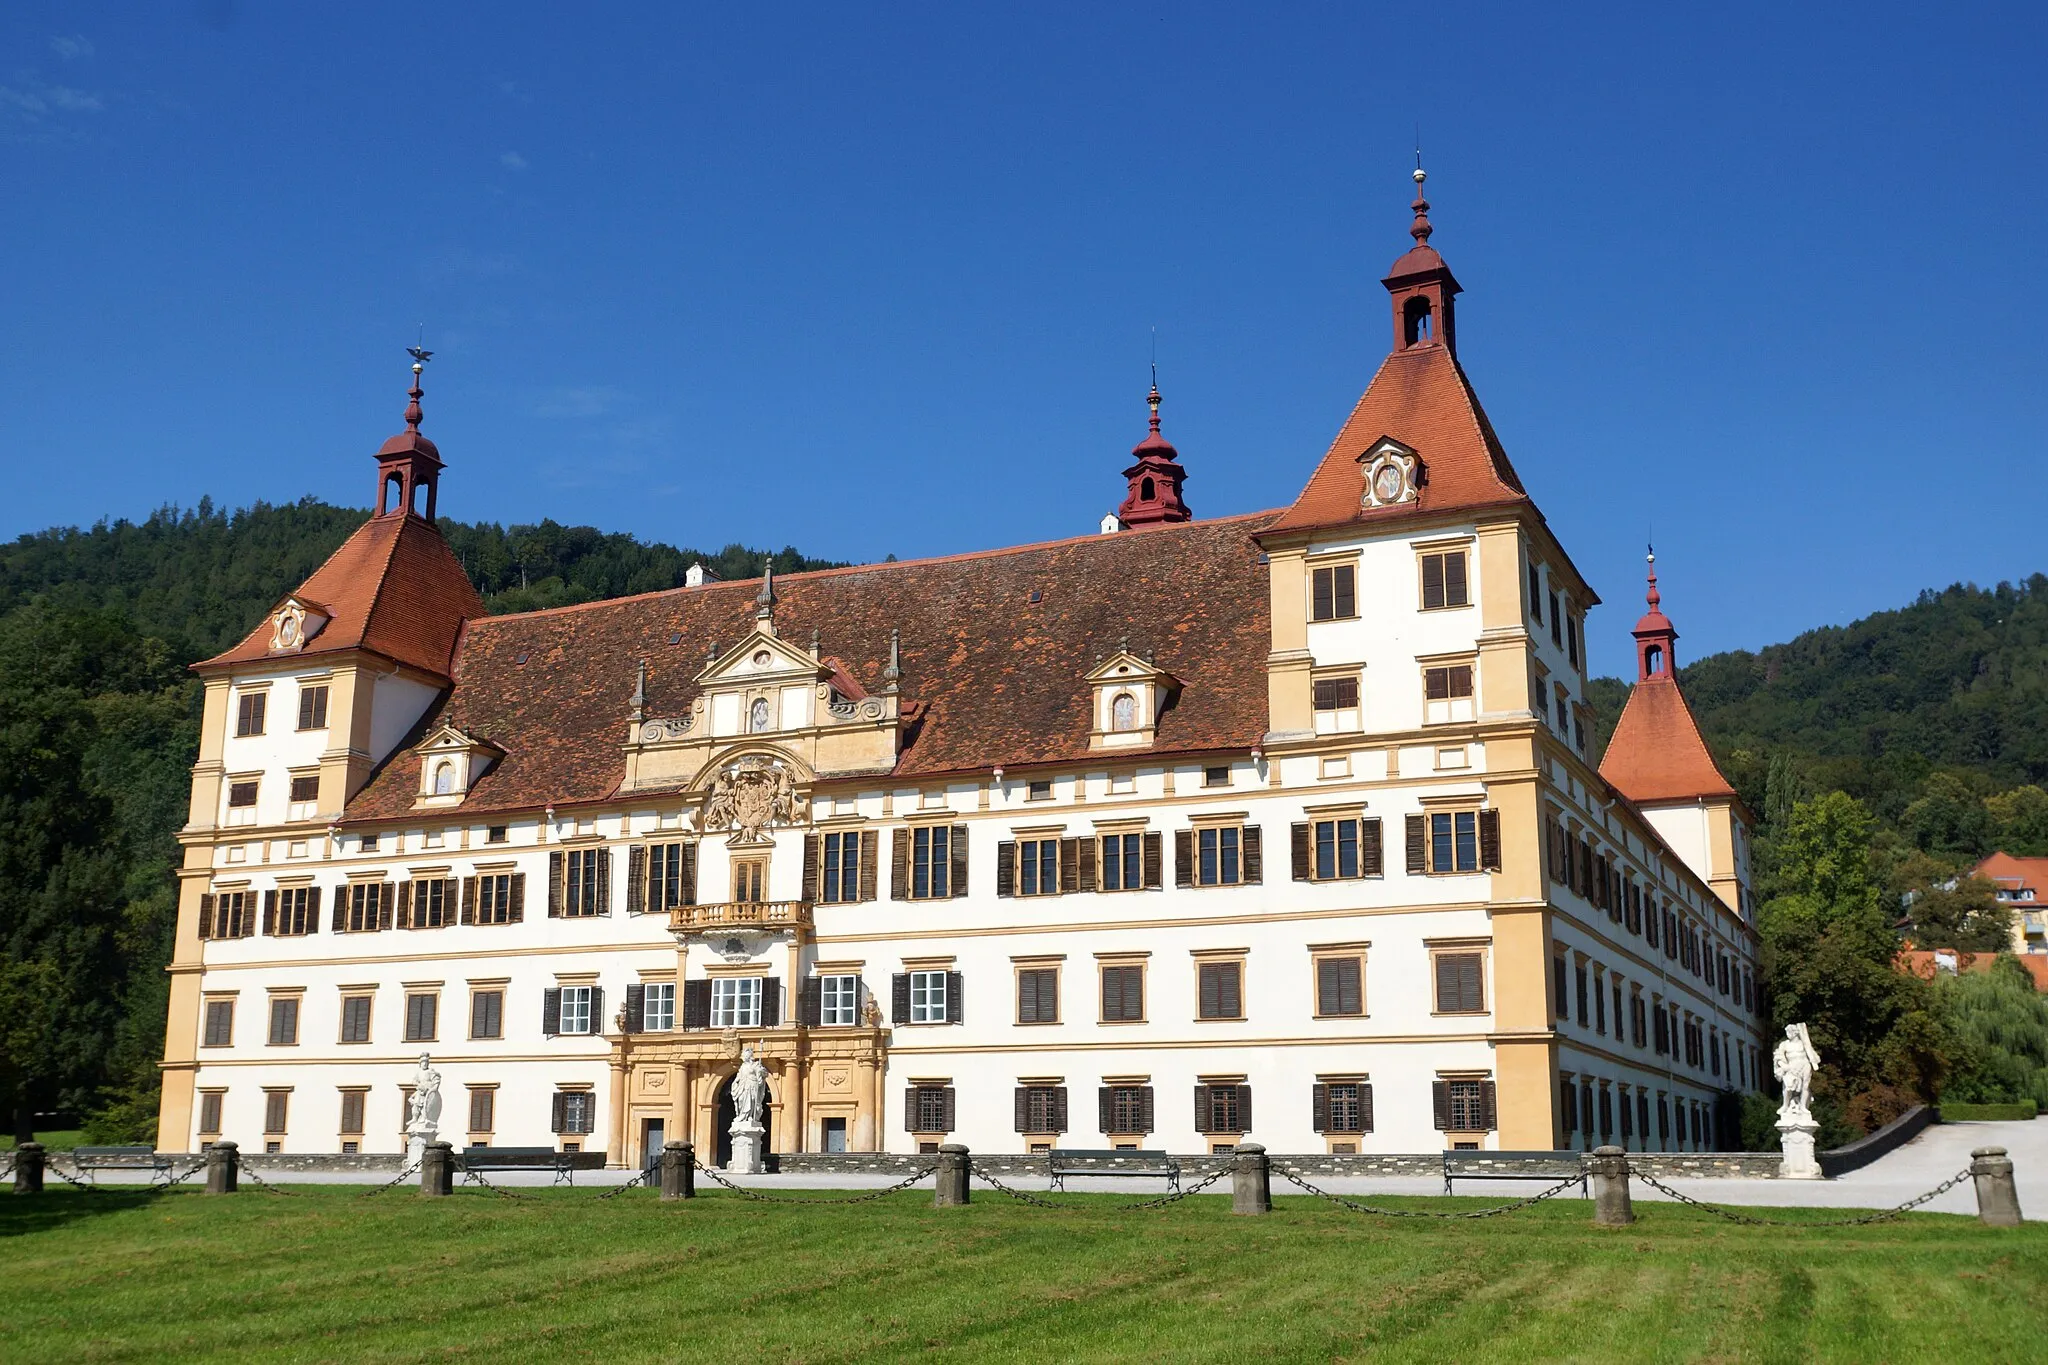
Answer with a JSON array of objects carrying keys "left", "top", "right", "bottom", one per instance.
[
  {"left": 1576, "top": 961, "right": 1590, "bottom": 1025},
  {"left": 297, "top": 685, "right": 329, "bottom": 731},
  {"left": 910, "top": 826, "right": 951, "bottom": 899},
  {"left": 360, "top": 834, "right": 379, "bottom": 853},
  {"left": 1017, "top": 967, "right": 1059, "bottom": 1023},
  {"left": 1422, "top": 664, "right": 1474, "bottom": 723},
  {"left": 1593, "top": 969, "right": 1607, "bottom": 1033},
  {"left": 1015, "top": 839, "right": 1059, "bottom": 896},
  {"left": 1110, "top": 693, "right": 1137, "bottom": 731},
  {"left": 1435, "top": 1077, "right": 1495, "bottom": 1132},
  {"left": 402, "top": 878, "right": 454, "bottom": 929},
  {"left": 199, "top": 891, "right": 255, "bottom": 939},
  {"left": 270, "top": 886, "right": 317, "bottom": 936},
  {"left": 560, "top": 848, "right": 607, "bottom": 916},
  {"left": 340, "top": 1090, "right": 366, "bottom": 1136},
  {"left": 1203, "top": 765, "right": 1231, "bottom": 788},
  {"left": 820, "top": 974, "right": 860, "bottom": 1026},
  {"left": 1015, "top": 1086, "right": 1068, "bottom": 1134},
  {"left": 198, "top": 1091, "right": 223, "bottom": 1135},
  {"left": 553, "top": 1091, "right": 595, "bottom": 1136},
  {"left": 819, "top": 832, "right": 866, "bottom": 904},
  {"left": 236, "top": 691, "right": 267, "bottom": 737},
  {"left": 1197, "top": 961, "right": 1243, "bottom": 1020},
  {"left": 1316, "top": 956, "right": 1364, "bottom": 1016},
  {"left": 1102, "top": 1085, "right": 1153, "bottom": 1136},
  {"left": 340, "top": 995, "right": 372, "bottom": 1043},
  {"left": 1099, "top": 832, "right": 1144, "bottom": 892},
  {"left": 1309, "top": 817, "right": 1377, "bottom": 880},
  {"left": 469, "top": 989, "right": 503, "bottom": 1040},
  {"left": 341, "top": 881, "right": 391, "bottom": 933},
  {"left": 561, "top": 983, "right": 598, "bottom": 1034},
  {"left": 1193, "top": 1084, "right": 1249, "bottom": 1134},
  {"left": 909, "top": 970, "right": 949, "bottom": 1024},
  {"left": 643, "top": 982, "right": 676, "bottom": 1032},
  {"left": 710, "top": 977, "right": 761, "bottom": 1029},
  {"left": 1312, "top": 675, "right": 1361, "bottom": 732},
  {"left": 1432, "top": 811, "right": 1478, "bottom": 872},
  {"left": 908, "top": 1085, "right": 954, "bottom": 1133},
  {"left": 226, "top": 780, "right": 259, "bottom": 824},
  {"left": 1310, "top": 562, "right": 1357, "bottom": 621},
  {"left": 263, "top": 1090, "right": 289, "bottom": 1135},
  {"left": 1196, "top": 826, "right": 1244, "bottom": 886},
  {"left": 1567, "top": 614, "right": 1581, "bottom": 668},
  {"left": 1549, "top": 593, "right": 1563, "bottom": 645},
  {"left": 1314, "top": 1082, "right": 1373, "bottom": 1134},
  {"left": 1027, "top": 779, "right": 1054, "bottom": 801},
  {"left": 404, "top": 993, "right": 438, "bottom": 1042},
  {"left": 487, "top": 825, "right": 509, "bottom": 844},
  {"left": 471, "top": 873, "right": 518, "bottom": 925},
  {"left": 1433, "top": 951, "right": 1485, "bottom": 1014},
  {"left": 202, "top": 999, "right": 234, "bottom": 1047},
  {"left": 1419, "top": 550, "right": 1470, "bottom": 610},
  {"left": 468, "top": 1089, "right": 495, "bottom": 1134},
  {"left": 1528, "top": 565, "right": 1543, "bottom": 622},
  {"left": 288, "top": 775, "right": 320, "bottom": 821},
  {"left": 731, "top": 857, "right": 767, "bottom": 904},
  {"left": 1552, "top": 955, "right": 1569, "bottom": 1020},
  {"left": 1100, "top": 964, "right": 1144, "bottom": 1022},
  {"left": 267, "top": 996, "right": 300, "bottom": 1046}
]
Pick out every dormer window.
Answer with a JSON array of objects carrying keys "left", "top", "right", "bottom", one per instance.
[
  {"left": 411, "top": 724, "right": 503, "bottom": 808},
  {"left": 267, "top": 597, "right": 330, "bottom": 654},
  {"left": 1085, "top": 650, "right": 1179, "bottom": 751}
]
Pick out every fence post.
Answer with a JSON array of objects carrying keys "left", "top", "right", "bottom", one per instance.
[
  {"left": 420, "top": 1141, "right": 454, "bottom": 1197},
  {"left": 1589, "top": 1145, "right": 1635, "bottom": 1227},
  {"left": 1231, "top": 1142, "right": 1272, "bottom": 1215},
  {"left": 1970, "top": 1146, "right": 2023, "bottom": 1227},
  {"left": 660, "top": 1141, "right": 696, "bottom": 1201},
  {"left": 205, "top": 1141, "right": 239, "bottom": 1195},
  {"left": 934, "top": 1144, "right": 971, "bottom": 1207},
  {"left": 12, "top": 1142, "right": 45, "bottom": 1196}
]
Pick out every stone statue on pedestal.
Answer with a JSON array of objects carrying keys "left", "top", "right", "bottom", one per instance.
[
  {"left": 1772, "top": 1024, "right": 1823, "bottom": 1178},
  {"left": 406, "top": 1053, "right": 442, "bottom": 1163},
  {"left": 726, "top": 1046, "right": 770, "bottom": 1174}
]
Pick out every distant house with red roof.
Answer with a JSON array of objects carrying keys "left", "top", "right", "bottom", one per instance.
[{"left": 1966, "top": 852, "right": 2048, "bottom": 955}]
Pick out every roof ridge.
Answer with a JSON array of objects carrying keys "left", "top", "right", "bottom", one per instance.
[{"left": 466, "top": 509, "right": 1285, "bottom": 627}]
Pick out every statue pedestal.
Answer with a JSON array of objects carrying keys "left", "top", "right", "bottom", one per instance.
[
  {"left": 727, "top": 1124, "right": 767, "bottom": 1175},
  {"left": 407, "top": 1128, "right": 437, "bottom": 1168},
  {"left": 1778, "top": 1118, "right": 1822, "bottom": 1179}
]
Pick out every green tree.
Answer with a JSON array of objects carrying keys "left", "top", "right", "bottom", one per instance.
[
  {"left": 1937, "top": 956, "right": 2048, "bottom": 1106},
  {"left": 1986, "top": 785, "right": 2048, "bottom": 856},
  {"left": 1904, "top": 875, "right": 2015, "bottom": 953}
]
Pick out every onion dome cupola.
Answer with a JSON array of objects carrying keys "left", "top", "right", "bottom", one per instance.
[{"left": 1115, "top": 383, "right": 1193, "bottom": 527}]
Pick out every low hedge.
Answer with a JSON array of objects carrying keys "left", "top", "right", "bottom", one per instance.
[{"left": 1938, "top": 1100, "right": 2039, "bottom": 1122}]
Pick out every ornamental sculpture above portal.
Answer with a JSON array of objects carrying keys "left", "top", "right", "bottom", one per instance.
[{"left": 697, "top": 755, "right": 806, "bottom": 844}]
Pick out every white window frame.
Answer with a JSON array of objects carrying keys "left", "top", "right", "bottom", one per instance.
[
  {"left": 711, "top": 977, "right": 762, "bottom": 1029},
  {"left": 643, "top": 982, "right": 676, "bottom": 1032},
  {"left": 559, "top": 984, "right": 594, "bottom": 1036},
  {"left": 909, "top": 969, "right": 948, "bottom": 1024},
  {"left": 820, "top": 974, "right": 859, "bottom": 1026}
]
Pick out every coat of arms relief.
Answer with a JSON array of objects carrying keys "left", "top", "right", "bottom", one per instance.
[{"left": 696, "top": 754, "right": 806, "bottom": 846}]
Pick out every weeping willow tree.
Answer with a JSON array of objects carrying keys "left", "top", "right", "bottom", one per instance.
[{"left": 1937, "top": 956, "right": 2048, "bottom": 1106}]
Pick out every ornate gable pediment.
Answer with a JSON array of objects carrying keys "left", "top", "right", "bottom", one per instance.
[
  {"left": 413, "top": 723, "right": 503, "bottom": 806},
  {"left": 1356, "top": 435, "right": 1422, "bottom": 510},
  {"left": 268, "top": 595, "right": 331, "bottom": 654},
  {"left": 695, "top": 629, "right": 829, "bottom": 690}
]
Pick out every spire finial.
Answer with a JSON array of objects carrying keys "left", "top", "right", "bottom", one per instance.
[
  {"left": 630, "top": 658, "right": 647, "bottom": 721},
  {"left": 1409, "top": 156, "right": 1432, "bottom": 246},
  {"left": 883, "top": 628, "right": 901, "bottom": 693},
  {"left": 755, "top": 560, "right": 777, "bottom": 622},
  {"left": 1646, "top": 543, "right": 1660, "bottom": 611},
  {"left": 404, "top": 337, "right": 433, "bottom": 433}
]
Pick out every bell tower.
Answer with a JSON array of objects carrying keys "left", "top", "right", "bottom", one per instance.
[
  {"left": 1382, "top": 165, "right": 1460, "bottom": 356},
  {"left": 374, "top": 347, "right": 444, "bottom": 519},
  {"left": 1114, "top": 382, "right": 1193, "bottom": 527}
]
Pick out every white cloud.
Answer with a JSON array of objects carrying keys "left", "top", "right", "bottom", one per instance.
[
  {"left": 49, "top": 35, "right": 94, "bottom": 60},
  {"left": 499, "top": 150, "right": 527, "bottom": 171},
  {"left": 535, "top": 386, "right": 625, "bottom": 419},
  {"left": 0, "top": 79, "right": 102, "bottom": 121}
]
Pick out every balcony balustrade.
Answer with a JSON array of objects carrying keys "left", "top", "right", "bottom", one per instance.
[{"left": 668, "top": 900, "right": 813, "bottom": 933}]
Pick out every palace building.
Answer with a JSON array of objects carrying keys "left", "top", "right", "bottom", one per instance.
[{"left": 157, "top": 176, "right": 1766, "bottom": 1165}]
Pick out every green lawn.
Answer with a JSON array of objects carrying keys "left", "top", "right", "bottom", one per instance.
[
  {"left": 3, "top": 1185, "right": 2043, "bottom": 1363},
  {"left": 2, "top": 1128, "right": 84, "bottom": 1151}
]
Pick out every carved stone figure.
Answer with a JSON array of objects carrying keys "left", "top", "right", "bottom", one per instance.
[
  {"left": 696, "top": 756, "right": 807, "bottom": 844},
  {"left": 405, "top": 1054, "right": 442, "bottom": 1161},
  {"left": 1772, "top": 1023, "right": 1819, "bottom": 1124},
  {"left": 730, "top": 1046, "right": 769, "bottom": 1129}
]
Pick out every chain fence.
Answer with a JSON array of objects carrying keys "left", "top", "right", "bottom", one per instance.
[
  {"left": 0, "top": 1156, "right": 15, "bottom": 1183},
  {"left": 159, "top": 1157, "right": 211, "bottom": 1190},
  {"left": 235, "top": 1160, "right": 299, "bottom": 1197},
  {"left": 596, "top": 1166, "right": 659, "bottom": 1201},
  {"left": 459, "top": 1164, "right": 539, "bottom": 1201},
  {"left": 42, "top": 1159, "right": 102, "bottom": 1194},
  {"left": 969, "top": 1161, "right": 1235, "bottom": 1212},
  {"left": 355, "top": 1158, "right": 426, "bottom": 1199},
  {"left": 1272, "top": 1164, "right": 1586, "bottom": 1220},
  {"left": 691, "top": 1160, "right": 940, "bottom": 1204},
  {"left": 1626, "top": 1162, "right": 1977, "bottom": 1227}
]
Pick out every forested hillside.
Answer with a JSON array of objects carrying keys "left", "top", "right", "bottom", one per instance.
[{"left": 0, "top": 499, "right": 844, "bottom": 1141}]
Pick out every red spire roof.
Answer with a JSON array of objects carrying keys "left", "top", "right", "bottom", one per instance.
[
  {"left": 1116, "top": 383, "right": 1193, "bottom": 526},
  {"left": 1599, "top": 555, "right": 1737, "bottom": 804}
]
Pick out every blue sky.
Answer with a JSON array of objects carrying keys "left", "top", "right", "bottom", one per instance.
[{"left": 2, "top": 3, "right": 2042, "bottom": 679}]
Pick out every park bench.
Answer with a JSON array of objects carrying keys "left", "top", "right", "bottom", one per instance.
[
  {"left": 1047, "top": 1149, "right": 1182, "bottom": 1193},
  {"left": 458, "top": 1146, "right": 606, "bottom": 1186},
  {"left": 72, "top": 1145, "right": 175, "bottom": 1186},
  {"left": 1441, "top": 1149, "right": 1587, "bottom": 1198}
]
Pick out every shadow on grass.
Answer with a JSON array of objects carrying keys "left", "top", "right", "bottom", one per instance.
[{"left": 0, "top": 1186, "right": 179, "bottom": 1237}]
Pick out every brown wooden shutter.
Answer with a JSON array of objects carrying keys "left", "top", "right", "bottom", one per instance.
[
  {"left": 1141, "top": 831, "right": 1163, "bottom": 889},
  {"left": 396, "top": 881, "right": 413, "bottom": 930},
  {"left": 329, "top": 889, "right": 345, "bottom": 933},
  {"left": 761, "top": 978, "right": 780, "bottom": 1027},
  {"left": 1431, "top": 1079, "right": 1450, "bottom": 1130},
  {"left": 262, "top": 890, "right": 278, "bottom": 936},
  {"left": 1360, "top": 1083, "right": 1374, "bottom": 1133},
  {"left": 460, "top": 876, "right": 476, "bottom": 925},
  {"left": 1422, "top": 552, "right": 1445, "bottom": 608},
  {"left": 597, "top": 848, "right": 613, "bottom": 913},
  {"left": 949, "top": 825, "right": 969, "bottom": 897},
  {"left": 551, "top": 1092, "right": 568, "bottom": 1133},
  {"left": 1316, "top": 959, "right": 1338, "bottom": 1017},
  {"left": 1236, "top": 1085, "right": 1252, "bottom": 1133},
  {"left": 306, "top": 886, "right": 322, "bottom": 933},
  {"left": 541, "top": 987, "right": 562, "bottom": 1036},
  {"left": 548, "top": 851, "right": 565, "bottom": 917},
  {"left": 799, "top": 977, "right": 822, "bottom": 1027},
  {"left": 1139, "top": 1087, "right": 1155, "bottom": 1134},
  {"left": 1481, "top": 1080, "right": 1498, "bottom": 1131},
  {"left": 627, "top": 844, "right": 648, "bottom": 913},
  {"left": 622, "top": 983, "right": 645, "bottom": 1034},
  {"left": 509, "top": 873, "right": 526, "bottom": 923},
  {"left": 1174, "top": 830, "right": 1194, "bottom": 888},
  {"left": 946, "top": 970, "right": 963, "bottom": 1023},
  {"left": 857, "top": 830, "right": 878, "bottom": 902},
  {"left": 1405, "top": 814, "right": 1427, "bottom": 874},
  {"left": 680, "top": 845, "right": 698, "bottom": 905},
  {"left": 1241, "top": 826, "right": 1262, "bottom": 883},
  {"left": 891, "top": 973, "right": 910, "bottom": 1024},
  {"left": 376, "top": 883, "right": 394, "bottom": 931},
  {"left": 801, "top": 834, "right": 820, "bottom": 903},
  {"left": 1446, "top": 550, "right": 1468, "bottom": 606},
  {"left": 904, "top": 1088, "right": 919, "bottom": 1133},
  {"left": 1098, "top": 1087, "right": 1113, "bottom": 1135},
  {"left": 1312, "top": 1083, "right": 1330, "bottom": 1133},
  {"left": 996, "top": 841, "right": 1016, "bottom": 898},
  {"left": 1058, "top": 838, "right": 1078, "bottom": 895},
  {"left": 1192, "top": 1085, "right": 1211, "bottom": 1134},
  {"left": 1462, "top": 955, "right": 1484, "bottom": 1012},
  {"left": 890, "top": 829, "right": 910, "bottom": 901},
  {"left": 1362, "top": 819, "right": 1384, "bottom": 876},
  {"left": 682, "top": 979, "right": 711, "bottom": 1029},
  {"left": 1434, "top": 955, "right": 1457, "bottom": 1012},
  {"left": 1291, "top": 823, "right": 1311, "bottom": 881},
  {"left": 1478, "top": 809, "right": 1501, "bottom": 871},
  {"left": 1052, "top": 1087, "right": 1068, "bottom": 1134},
  {"left": 1014, "top": 1088, "right": 1030, "bottom": 1133},
  {"left": 1198, "top": 964, "right": 1220, "bottom": 1019},
  {"left": 942, "top": 1087, "right": 957, "bottom": 1132},
  {"left": 1078, "top": 838, "right": 1097, "bottom": 892}
]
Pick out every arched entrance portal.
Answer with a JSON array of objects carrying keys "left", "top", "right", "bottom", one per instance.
[{"left": 712, "top": 1073, "right": 771, "bottom": 1168}]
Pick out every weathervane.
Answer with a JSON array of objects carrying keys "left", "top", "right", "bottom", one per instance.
[{"left": 403, "top": 329, "right": 432, "bottom": 432}]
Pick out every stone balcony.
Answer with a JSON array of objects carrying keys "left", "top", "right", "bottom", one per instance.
[{"left": 668, "top": 900, "right": 814, "bottom": 935}]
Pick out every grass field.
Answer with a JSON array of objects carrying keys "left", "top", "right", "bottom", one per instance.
[
  {"left": 3, "top": 1184, "right": 2044, "bottom": 1363},
  {"left": 2, "top": 1128, "right": 84, "bottom": 1151}
]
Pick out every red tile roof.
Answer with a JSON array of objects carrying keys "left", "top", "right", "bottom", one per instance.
[
  {"left": 344, "top": 512, "right": 1279, "bottom": 822},
  {"left": 1970, "top": 851, "right": 2048, "bottom": 896},
  {"left": 1897, "top": 948, "right": 2048, "bottom": 990},
  {"left": 1263, "top": 344, "right": 1528, "bottom": 536},
  {"left": 1598, "top": 675, "right": 1738, "bottom": 805},
  {"left": 199, "top": 513, "right": 486, "bottom": 679}
]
